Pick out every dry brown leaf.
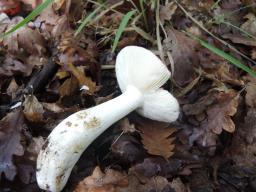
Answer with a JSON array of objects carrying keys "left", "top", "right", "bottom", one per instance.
[
  {"left": 7, "top": 78, "right": 19, "bottom": 99},
  {"left": 213, "top": 63, "right": 244, "bottom": 86},
  {"left": 202, "top": 90, "right": 239, "bottom": 134},
  {"left": 75, "top": 166, "right": 177, "bottom": 192},
  {"left": 74, "top": 166, "right": 128, "bottom": 192},
  {"left": 23, "top": 95, "right": 45, "bottom": 122},
  {"left": 241, "top": 13, "right": 256, "bottom": 36},
  {"left": 0, "top": 55, "right": 34, "bottom": 77},
  {"left": 251, "top": 48, "right": 256, "bottom": 59},
  {"left": 3, "top": 17, "right": 46, "bottom": 56},
  {"left": 244, "top": 75, "right": 256, "bottom": 108},
  {"left": 165, "top": 29, "right": 198, "bottom": 86},
  {"left": 138, "top": 119, "right": 176, "bottom": 159},
  {"left": 0, "top": 110, "right": 24, "bottom": 180},
  {"left": 222, "top": 34, "right": 256, "bottom": 46},
  {"left": 160, "top": 2, "right": 177, "bottom": 23},
  {"left": 226, "top": 108, "right": 256, "bottom": 167},
  {"left": 59, "top": 75, "right": 79, "bottom": 97},
  {"left": 67, "top": 63, "right": 98, "bottom": 95},
  {"left": 120, "top": 118, "right": 136, "bottom": 134},
  {"left": 42, "top": 102, "right": 65, "bottom": 113},
  {"left": 26, "top": 136, "right": 44, "bottom": 161},
  {"left": 183, "top": 92, "right": 217, "bottom": 116}
]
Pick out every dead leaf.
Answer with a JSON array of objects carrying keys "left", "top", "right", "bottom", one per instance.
[
  {"left": 120, "top": 118, "right": 136, "bottom": 134},
  {"left": 165, "top": 29, "right": 198, "bottom": 86},
  {"left": 74, "top": 166, "right": 128, "bottom": 192},
  {"left": 131, "top": 157, "right": 182, "bottom": 178},
  {"left": 0, "top": 55, "right": 34, "bottom": 77},
  {"left": 244, "top": 75, "right": 256, "bottom": 108},
  {"left": 23, "top": 95, "right": 45, "bottom": 122},
  {"left": 202, "top": 90, "right": 239, "bottom": 134},
  {"left": 59, "top": 75, "right": 79, "bottom": 97},
  {"left": 225, "top": 108, "right": 256, "bottom": 167},
  {"left": 170, "top": 178, "right": 187, "bottom": 192},
  {"left": 3, "top": 17, "right": 46, "bottom": 56},
  {"left": 241, "top": 13, "right": 256, "bottom": 36},
  {"left": 7, "top": 78, "right": 19, "bottom": 99},
  {"left": 67, "top": 63, "right": 99, "bottom": 95},
  {"left": 222, "top": 34, "right": 256, "bottom": 46},
  {"left": 183, "top": 91, "right": 217, "bottom": 116},
  {"left": 160, "top": 2, "right": 177, "bottom": 23},
  {"left": 42, "top": 102, "right": 65, "bottom": 113},
  {"left": 0, "top": 110, "right": 24, "bottom": 180},
  {"left": 75, "top": 166, "right": 177, "bottom": 192},
  {"left": 26, "top": 136, "right": 44, "bottom": 161},
  {"left": 137, "top": 119, "right": 176, "bottom": 159}
]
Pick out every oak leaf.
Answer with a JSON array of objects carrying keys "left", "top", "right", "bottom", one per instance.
[
  {"left": 137, "top": 119, "right": 176, "bottom": 159},
  {"left": 244, "top": 75, "right": 256, "bottom": 108},
  {"left": 23, "top": 95, "right": 45, "bottom": 122},
  {"left": 0, "top": 110, "right": 24, "bottom": 180},
  {"left": 202, "top": 90, "right": 238, "bottom": 134},
  {"left": 74, "top": 166, "right": 128, "bottom": 192},
  {"left": 75, "top": 166, "right": 177, "bottom": 192},
  {"left": 66, "top": 63, "right": 99, "bottom": 95}
]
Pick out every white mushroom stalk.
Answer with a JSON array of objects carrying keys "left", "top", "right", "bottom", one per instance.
[{"left": 36, "top": 46, "right": 180, "bottom": 192}]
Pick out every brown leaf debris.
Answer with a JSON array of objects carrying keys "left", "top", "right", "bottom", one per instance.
[
  {"left": 202, "top": 90, "right": 239, "bottom": 134},
  {"left": 137, "top": 119, "right": 176, "bottom": 159}
]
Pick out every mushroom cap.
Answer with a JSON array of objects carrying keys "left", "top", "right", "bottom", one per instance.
[
  {"left": 116, "top": 46, "right": 179, "bottom": 123},
  {"left": 136, "top": 89, "right": 179, "bottom": 122},
  {"left": 116, "top": 46, "right": 171, "bottom": 93}
]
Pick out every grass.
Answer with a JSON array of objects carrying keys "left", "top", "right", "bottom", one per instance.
[
  {"left": 186, "top": 32, "right": 256, "bottom": 77},
  {"left": 112, "top": 10, "right": 136, "bottom": 53},
  {"left": 75, "top": 4, "right": 104, "bottom": 36}
]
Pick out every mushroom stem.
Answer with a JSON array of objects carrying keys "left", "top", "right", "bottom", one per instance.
[{"left": 36, "top": 85, "right": 143, "bottom": 192}]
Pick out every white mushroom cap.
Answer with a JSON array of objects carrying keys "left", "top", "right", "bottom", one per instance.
[
  {"left": 116, "top": 46, "right": 179, "bottom": 122},
  {"left": 116, "top": 46, "right": 171, "bottom": 93}
]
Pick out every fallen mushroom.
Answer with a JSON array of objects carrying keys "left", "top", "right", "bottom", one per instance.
[{"left": 36, "top": 46, "right": 180, "bottom": 192}]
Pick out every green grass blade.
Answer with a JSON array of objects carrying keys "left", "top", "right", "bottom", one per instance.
[
  {"left": 112, "top": 10, "right": 136, "bottom": 53},
  {"left": 74, "top": 4, "right": 104, "bottom": 36},
  {"left": 186, "top": 32, "right": 256, "bottom": 77},
  {"left": 0, "top": 0, "right": 54, "bottom": 39}
]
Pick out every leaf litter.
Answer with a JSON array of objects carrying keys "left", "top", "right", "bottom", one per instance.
[{"left": 1, "top": 0, "right": 256, "bottom": 191}]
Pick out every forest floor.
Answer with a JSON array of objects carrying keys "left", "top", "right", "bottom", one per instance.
[{"left": 1, "top": 0, "right": 256, "bottom": 191}]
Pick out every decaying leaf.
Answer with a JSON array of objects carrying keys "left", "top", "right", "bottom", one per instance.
[
  {"left": 75, "top": 166, "right": 182, "bottom": 192},
  {"left": 0, "top": 55, "right": 34, "bottom": 77},
  {"left": 3, "top": 17, "right": 46, "bottom": 55},
  {"left": 137, "top": 119, "right": 176, "bottom": 159},
  {"left": 165, "top": 29, "right": 198, "bottom": 86},
  {"left": 120, "top": 118, "right": 136, "bottom": 134},
  {"left": 241, "top": 13, "right": 256, "bottom": 36},
  {"left": 160, "top": 2, "right": 177, "bottom": 23},
  {"left": 6, "top": 78, "right": 19, "bottom": 99},
  {"left": 23, "top": 95, "right": 45, "bottom": 122},
  {"left": 59, "top": 75, "right": 79, "bottom": 97},
  {"left": 202, "top": 90, "right": 239, "bottom": 134},
  {"left": 244, "top": 75, "right": 256, "bottom": 108},
  {"left": 66, "top": 63, "right": 99, "bottom": 95},
  {"left": 183, "top": 92, "right": 217, "bottom": 116},
  {"left": 0, "top": 110, "right": 24, "bottom": 180},
  {"left": 226, "top": 109, "right": 256, "bottom": 167},
  {"left": 74, "top": 166, "right": 128, "bottom": 192}
]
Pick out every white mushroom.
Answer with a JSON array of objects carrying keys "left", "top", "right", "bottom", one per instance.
[{"left": 36, "top": 46, "right": 179, "bottom": 192}]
